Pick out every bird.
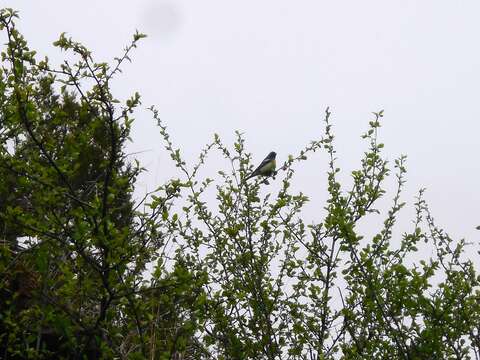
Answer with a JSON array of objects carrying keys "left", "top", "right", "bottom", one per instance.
[{"left": 244, "top": 151, "right": 277, "bottom": 181}]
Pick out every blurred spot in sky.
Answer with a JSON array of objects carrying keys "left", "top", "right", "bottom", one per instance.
[{"left": 142, "top": 1, "right": 182, "bottom": 41}]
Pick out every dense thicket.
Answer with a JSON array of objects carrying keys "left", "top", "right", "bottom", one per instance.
[{"left": 1, "top": 9, "right": 479, "bottom": 360}]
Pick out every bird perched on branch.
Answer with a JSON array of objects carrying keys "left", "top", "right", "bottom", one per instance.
[{"left": 244, "top": 151, "right": 277, "bottom": 181}]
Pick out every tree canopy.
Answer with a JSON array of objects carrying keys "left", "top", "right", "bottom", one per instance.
[{"left": 1, "top": 8, "right": 479, "bottom": 360}]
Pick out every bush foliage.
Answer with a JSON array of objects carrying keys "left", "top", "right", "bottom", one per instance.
[{"left": 1, "top": 9, "right": 479, "bottom": 359}]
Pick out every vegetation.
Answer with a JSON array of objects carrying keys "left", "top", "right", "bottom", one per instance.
[{"left": 1, "top": 8, "right": 479, "bottom": 359}]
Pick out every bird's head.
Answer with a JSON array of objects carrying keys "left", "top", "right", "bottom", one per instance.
[{"left": 267, "top": 151, "right": 277, "bottom": 159}]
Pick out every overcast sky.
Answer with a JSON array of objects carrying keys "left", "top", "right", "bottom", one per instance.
[{"left": 9, "top": 1, "right": 480, "bottom": 246}]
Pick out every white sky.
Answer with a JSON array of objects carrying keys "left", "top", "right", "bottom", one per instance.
[{"left": 9, "top": 1, "right": 480, "bottom": 246}]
